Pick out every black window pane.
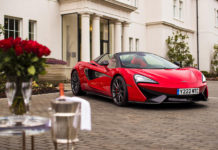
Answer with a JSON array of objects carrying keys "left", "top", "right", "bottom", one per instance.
[
  {"left": 9, "top": 31, "right": 14, "bottom": 38},
  {"left": 9, "top": 19, "right": 14, "bottom": 30},
  {"left": 4, "top": 31, "right": 8, "bottom": 39},
  {"left": 15, "top": 20, "right": 19, "bottom": 31},
  {"left": 30, "top": 33, "right": 34, "bottom": 40},
  {"left": 15, "top": 32, "right": 19, "bottom": 38},
  {"left": 31, "top": 23, "right": 34, "bottom": 33},
  {"left": 4, "top": 18, "right": 8, "bottom": 29},
  {"left": 29, "top": 22, "right": 31, "bottom": 32}
]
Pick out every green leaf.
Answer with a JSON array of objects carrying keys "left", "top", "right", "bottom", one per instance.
[
  {"left": 17, "top": 71, "right": 21, "bottom": 76},
  {"left": 28, "top": 65, "right": 36, "bottom": 76},
  {"left": 4, "top": 57, "right": 10, "bottom": 63},
  {"left": 31, "top": 57, "right": 39, "bottom": 62}
]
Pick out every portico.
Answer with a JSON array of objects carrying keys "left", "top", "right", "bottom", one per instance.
[{"left": 59, "top": 0, "right": 137, "bottom": 66}]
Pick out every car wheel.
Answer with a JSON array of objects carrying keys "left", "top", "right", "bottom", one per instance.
[
  {"left": 71, "top": 70, "right": 84, "bottom": 95},
  {"left": 112, "top": 76, "right": 128, "bottom": 106}
]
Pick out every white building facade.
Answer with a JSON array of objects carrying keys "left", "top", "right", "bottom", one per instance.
[{"left": 0, "top": 0, "right": 217, "bottom": 72}]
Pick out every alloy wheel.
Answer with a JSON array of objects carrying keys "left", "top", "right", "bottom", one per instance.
[{"left": 112, "top": 76, "right": 127, "bottom": 106}]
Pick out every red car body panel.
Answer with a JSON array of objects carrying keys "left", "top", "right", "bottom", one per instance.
[{"left": 72, "top": 53, "right": 208, "bottom": 104}]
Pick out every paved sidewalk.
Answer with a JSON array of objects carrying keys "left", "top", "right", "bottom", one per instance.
[{"left": 0, "top": 81, "right": 217, "bottom": 150}]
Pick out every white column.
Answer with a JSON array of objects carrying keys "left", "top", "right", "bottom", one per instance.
[
  {"left": 92, "top": 15, "right": 100, "bottom": 59},
  {"left": 81, "top": 13, "right": 90, "bottom": 62},
  {"left": 122, "top": 22, "right": 129, "bottom": 52},
  {"left": 114, "top": 21, "right": 122, "bottom": 53},
  {"left": 109, "top": 22, "right": 115, "bottom": 54}
]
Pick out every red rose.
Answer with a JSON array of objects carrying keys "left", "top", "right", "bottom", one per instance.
[
  {"left": 38, "top": 47, "right": 45, "bottom": 57},
  {"left": 15, "top": 45, "right": 23, "bottom": 56},
  {"left": 13, "top": 37, "right": 21, "bottom": 47},
  {"left": 44, "top": 46, "right": 51, "bottom": 56},
  {"left": 21, "top": 40, "right": 32, "bottom": 53},
  {"left": 0, "top": 38, "right": 13, "bottom": 51}
]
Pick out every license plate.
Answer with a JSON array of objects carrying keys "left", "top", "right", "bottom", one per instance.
[{"left": 177, "top": 88, "right": 199, "bottom": 95}]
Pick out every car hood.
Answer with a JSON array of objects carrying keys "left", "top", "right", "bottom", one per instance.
[{"left": 128, "top": 68, "right": 199, "bottom": 84}]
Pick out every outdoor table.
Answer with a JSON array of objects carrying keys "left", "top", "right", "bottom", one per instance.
[{"left": 0, "top": 115, "right": 50, "bottom": 150}]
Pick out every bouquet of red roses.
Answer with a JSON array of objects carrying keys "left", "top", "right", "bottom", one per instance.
[
  {"left": 0, "top": 37, "right": 51, "bottom": 80},
  {"left": 0, "top": 37, "right": 51, "bottom": 115}
]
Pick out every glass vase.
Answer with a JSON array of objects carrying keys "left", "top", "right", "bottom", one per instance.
[{"left": 5, "top": 77, "right": 32, "bottom": 116}]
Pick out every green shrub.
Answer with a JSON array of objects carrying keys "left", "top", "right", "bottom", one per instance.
[
  {"left": 201, "top": 71, "right": 210, "bottom": 77},
  {"left": 166, "top": 31, "right": 194, "bottom": 67},
  {"left": 201, "top": 70, "right": 217, "bottom": 78},
  {"left": 211, "top": 44, "right": 218, "bottom": 76}
]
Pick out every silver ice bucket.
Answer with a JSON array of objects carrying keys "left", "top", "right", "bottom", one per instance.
[{"left": 50, "top": 99, "right": 81, "bottom": 144}]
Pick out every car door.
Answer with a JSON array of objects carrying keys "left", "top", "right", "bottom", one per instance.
[{"left": 85, "top": 54, "right": 115, "bottom": 96}]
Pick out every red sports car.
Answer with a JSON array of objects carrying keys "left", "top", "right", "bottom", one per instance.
[{"left": 71, "top": 52, "right": 208, "bottom": 106}]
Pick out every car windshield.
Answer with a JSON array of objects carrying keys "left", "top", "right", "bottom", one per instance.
[{"left": 119, "top": 53, "right": 179, "bottom": 69}]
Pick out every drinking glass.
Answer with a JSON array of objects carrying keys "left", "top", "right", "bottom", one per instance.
[
  {"left": 21, "top": 79, "right": 32, "bottom": 114},
  {"left": 5, "top": 82, "right": 16, "bottom": 107}
]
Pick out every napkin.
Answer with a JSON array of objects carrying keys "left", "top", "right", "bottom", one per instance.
[{"left": 64, "top": 96, "right": 91, "bottom": 131}]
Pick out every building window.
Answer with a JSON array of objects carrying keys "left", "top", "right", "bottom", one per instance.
[
  {"left": 129, "top": 37, "right": 133, "bottom": 51},
  {"left": 173, "top": 0, "right": 183, "bottom": 20},
  {"left": 135, "top": 39, "right": 139, "bottom": 51},
  {"left": 179, "top": 0, "right": 183, "bottom": 19},
  {"left": 29, "top": 21, "right": 36, "bottom": 40},
  {"left": 216, "top": 9, "right": 218, "bottom": 27},
  {"left": 173, "top": 0, "right": 177, "bottom": 18},
  {"left": 4, "top": 17, "right": 20, "bottom": 39}
]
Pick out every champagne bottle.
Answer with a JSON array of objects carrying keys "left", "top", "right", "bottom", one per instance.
[{"left": 58, "top": 83, "right": 65, "bottom": 101}]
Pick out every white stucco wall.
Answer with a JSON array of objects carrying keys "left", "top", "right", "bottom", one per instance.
[
  {"left": 161, "top": 0, "right": 196, "bottom": 31},
  {"left": 145, "top": 0, "right": 197, "bottom": 64},
  {"left": 0, "top": 0, "right": 61, "bottom": 59},
  {"left": 199, "top": 0, "right": 218, "bottom": 71},
  {"left": 129, "top": 0, "right": 146, "bottom": 51}
]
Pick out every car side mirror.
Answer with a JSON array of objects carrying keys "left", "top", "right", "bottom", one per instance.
[{"left": 100, "top": 60, "right": 109, "bottom": 66}]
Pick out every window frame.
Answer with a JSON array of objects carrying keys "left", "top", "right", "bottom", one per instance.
[
  {"left": 173, "top": 0, "right": 177, "bottom": 18},
  {"left": 129, "top": 37, "right": 133, "bottom": 52},
  {"left": 178, "top": 0, "right": 183, "bottom": 20},
  {"left": 4, "top": 16, "right": 21, "bottom": 39},
  {"left": 135, "top": 38, "right": 139, "bottom": 51},
  {"left": 29, "top": 20, "right": 37, "bottom": 40},
  {"left": 216, "top": 9, "right": 218, "bottom": 28},
  {"left": 173, "top": 0, "right": 184, "bottom": 21}
]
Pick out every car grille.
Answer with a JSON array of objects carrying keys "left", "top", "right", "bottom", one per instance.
[{"left": 139, "top": 87, "right": 207, "bottom": 103}]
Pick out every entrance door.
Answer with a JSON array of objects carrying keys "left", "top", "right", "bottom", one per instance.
[
  {"left": 100, "top": 40, "right": 109, "bottom": 54},
  {"left": 62, "top": 14, "right": 79, "bottom": 67}
]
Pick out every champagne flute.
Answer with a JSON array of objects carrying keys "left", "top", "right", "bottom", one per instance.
[
  {"left": 5, "top": 82, "right": 16, "bottom": 107},
  {"left": 21, "top": 79, "right": 32, "bottom": 114}
]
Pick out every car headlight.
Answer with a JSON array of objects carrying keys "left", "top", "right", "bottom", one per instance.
[
  {"left": 202, "top": 73, "right": 206, "bottom": 83},
  {"left": 134, "top": 74, "right": 158, "bottom": 84}
]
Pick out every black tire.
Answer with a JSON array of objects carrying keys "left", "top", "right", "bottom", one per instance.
[
  {"left": 111, "top": 76, "right": 128, "bottom": 106},
  {"left": 71, "top": 70, "right": 84, "bottom": 95}
]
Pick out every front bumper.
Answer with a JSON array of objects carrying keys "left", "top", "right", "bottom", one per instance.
[{"left": 139, "top": 86, "right": 208, "bottom": 104}]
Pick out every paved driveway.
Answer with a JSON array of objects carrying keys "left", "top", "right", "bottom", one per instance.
[{"left": 0, "top": 81, "right": 217, "bottom": 150}]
